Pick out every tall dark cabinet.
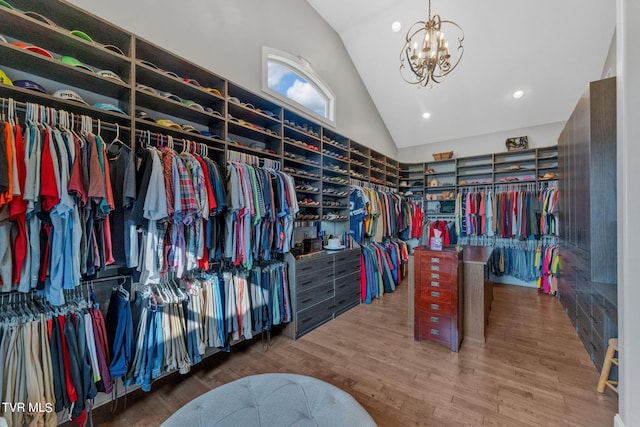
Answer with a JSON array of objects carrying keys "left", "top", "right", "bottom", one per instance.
[{"left": 557, "top": 77, "right": 617, "bottom": 371}]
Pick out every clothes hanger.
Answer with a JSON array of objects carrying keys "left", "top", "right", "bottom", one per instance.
[{"left": 106, "top": 123, "right": 125, "bottom": 153}]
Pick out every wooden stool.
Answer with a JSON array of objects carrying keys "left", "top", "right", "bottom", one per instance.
[{"left": 597, "top": 338, "right": 619, "bottom": 394}]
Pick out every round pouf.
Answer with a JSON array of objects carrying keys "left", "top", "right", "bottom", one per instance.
[{"left": 161, "top": 373, "right": 377, "bottom": 427}]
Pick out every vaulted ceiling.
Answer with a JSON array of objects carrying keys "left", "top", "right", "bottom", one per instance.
[{"left": 306, "top": 0, "right": 616, "bottom": 148}]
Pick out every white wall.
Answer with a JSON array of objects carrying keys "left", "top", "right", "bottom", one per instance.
[
  {"left": 67, "top": 0, "right": 397, "bottom": 158},
  {"left": 397, "top": 122, "right": 564, "bottom": 163},
  {"left": 603, "top": 29, "right": 617, "bottom": 78},
  {"left": 616, "top": 1, "right": 640, "bottom": 426}
]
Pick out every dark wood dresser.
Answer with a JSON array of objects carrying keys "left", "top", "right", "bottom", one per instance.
[{"left": 414, "top": 246, "right": 463, "bottom": 352}]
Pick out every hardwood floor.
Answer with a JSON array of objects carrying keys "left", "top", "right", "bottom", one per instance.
[{"left": 90, "top": 282, "right": 618, "bottom": 426}]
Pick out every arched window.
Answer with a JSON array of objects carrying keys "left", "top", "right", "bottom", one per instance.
[{"left": 262, "top": 47, "right": 335, "bottom": 124}]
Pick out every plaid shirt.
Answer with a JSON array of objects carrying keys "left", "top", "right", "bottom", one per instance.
[{"left": 174, "top": 154, "right": 198, "bottom": 220}]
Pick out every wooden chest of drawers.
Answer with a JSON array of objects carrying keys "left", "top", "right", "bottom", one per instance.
[
  {"left": 414, "top": 246, "right": 463, "bottom": 352},
  {"left": 283, "top": 249, "right": 361, "bottom": 339}
]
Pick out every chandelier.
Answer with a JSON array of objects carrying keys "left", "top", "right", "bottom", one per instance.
[{"left": 400, "top": 0, "right": 465, "bottom": 87}]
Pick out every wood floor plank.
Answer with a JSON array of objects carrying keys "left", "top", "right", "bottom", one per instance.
[{"left": 87, "top": 282, "right": 617, "bottom": 427}]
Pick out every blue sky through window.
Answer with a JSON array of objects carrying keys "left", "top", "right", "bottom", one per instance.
[{"left": 268, "top": 61, "right": 328, "bottom": 117}]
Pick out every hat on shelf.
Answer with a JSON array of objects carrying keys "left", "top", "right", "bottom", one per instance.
[
  {"left": 13, "top": 79, "right": 46, "bottom": 93},
  {"left": 103, "top": 44, "right": 126, "bottom": 56},
  {"left": 136, "top": 83, "right": 160, "bottom": 95},
  {"left": 183, "top": 78, "right": 202, "bottom": 87},
  {"left": 204, "top": 87, "right": 222, "bottom": 97},
  {"left": 163, "top": 70, "right": 180, "bottom": 79},
  {"left": 180, "top": 124, "right": 198, "bottom": 133},
  {"left": 53, "top": 89, "right": 89, "bottom": 105},
  {"left": 399, "top": 181, "right": 408, "bottom": 187},
  {"left": 59, "top": 56, "right": 94, "bottom": 72},
  {"left": 0, "top": 69, "right": 13, "bottom": 85},
  {"left": 156, "top": 119, "right": 182, "bottom": 130},
  {"left": 135, "top": 110, "right": 156, "bottom": 122},
  {"left": 159, "top": 91, "right": 182, "bottom": 103},
  {"left": 22, "top": 11, "right": 57, "bottom": 26},
  {"left": 11, "top": 42, "right": 54, "bottom": 59},
  {"left": 69, "top": 30, "right": 94, "bottom": 43},
  {"left": 199, "top": 130, "right": 222, "bottom": 139},
  {"left": 96, "top": 70, "right": 124, "bottom": 83},
  {"left": 138, "top": 59, "right": 159, "bottom": 69},
  {"left": 93, "top": 103, "right": 126, "bottom": 115},
  {"left": 182, "top": 99, "right": 205, "bottom": 111}
]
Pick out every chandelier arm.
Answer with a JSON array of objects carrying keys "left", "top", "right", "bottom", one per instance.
[{"left": 431, "top": 20, "right": 464, "bottom": 79}]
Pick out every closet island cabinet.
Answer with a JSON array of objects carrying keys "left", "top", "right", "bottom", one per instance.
[{"left": 413, "top": 246, "right": 463, "bottom": 352}]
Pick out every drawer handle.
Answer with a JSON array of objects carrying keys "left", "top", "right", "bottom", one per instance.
[
  {"left": 337, "top": 269, "right": 347, "bottom": 275},
  {"left": 431, "top": 257, "right": 440, "bottom": 263},
  {"left": 302, "top": 317, "right": 313, "bottom": 323},
  {"left": 430, "top": 316, "right": 439, "bottom": 323},
  {"left": 431, "top": 304, "right": 440, "bottom": 310},
  {"left": 430, "top": 329, "right": 440, "bottom": 335},
  {"left": 301, "top": 297, "right": 313, "bottom": 304},
  {"left": 431, "top": 291, "right": 440, "bottom": 298},
  {"left": 300, "top": 280, "right": 313, "bottom": 286},
  {"left": 337, "top": 283, "right": 347, "bottom": 289},
  {"left": 431, "top": 273, "right": 439, "bottom": 279},
  {"left": 431, "top": 281, "right": 440, "bottom": 287},
  {"left": 300, "top": 266, "right": 313, "bottom": 271},
  {"left": 431, "top": 265, "right": 440, "bottom": 271}
]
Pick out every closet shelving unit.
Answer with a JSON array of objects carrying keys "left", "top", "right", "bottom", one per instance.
[
  {"left": 0, "top": 0, "right": 405, "bottom": 228},
  {"left": 399, "top": 162, "right": 425, "bottom": 201},
  {"left": 398, "top": 147, "right": 559, "bottom": 219},
  {"left": 456, "top": 154, "right": 494, "bottom": 186}
]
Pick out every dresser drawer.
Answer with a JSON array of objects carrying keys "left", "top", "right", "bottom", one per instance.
[
  {"left": 297, "top": 254, "right": 334, "bottom": 274},
  {"left": 334, "top": 250, "right": 361, "bottom": 269},
  {"left": 335, "top": 288, "right": 360, "bottom": 315},
  {"left": 418, "top": 252, "right": 458, "bottom": 268},
  {"left": 418, "top": 311, "right": 452, "bottom": 329},
  {"left": 419, "top": 288, "right": 453, "bottom": 304},
  {"left": 296, "top": 283, "right": 334, "bottom": 312},
  {"left": 416, "top": 300, "right": 455, "bottom": 316},
  {"left": 417, "top": 312, "right": 452, "bottom": 345},
  {"left": 417, "top": 270, "right": 456, "bottom": 288},
  {"left": 296, "top": 297, "right": 335, "bottom": 336},
  {"left": 335, "top": 272, "right": 360, "bottom": 300},
  {"left": 296, "top": 266, "right": 335, "bottom": 291},
  {"left": 335, "top": 258, "right": 361, "bottom": 278},
  {"left": 422, "top": 260, "right": 458, "bottom": 275}
]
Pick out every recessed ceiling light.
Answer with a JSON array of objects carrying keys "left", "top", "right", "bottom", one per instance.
[
  {"left": 392, "top": 21, "right": 402, "bottom": 32},
  {"left": 422, "top": 112, "right": 431, "bottom": 119},
  {"left": 513, "top": 90, "right": 524, "bottom": 99}
]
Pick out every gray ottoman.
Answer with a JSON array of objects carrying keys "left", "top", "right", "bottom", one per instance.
[{"left": 161, "top": 373, "right": 377, "bottom": 427}]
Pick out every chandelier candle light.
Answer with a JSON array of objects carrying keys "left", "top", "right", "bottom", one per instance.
[{"left": 400, "top": 0, "right": 464, "bottom": 87}]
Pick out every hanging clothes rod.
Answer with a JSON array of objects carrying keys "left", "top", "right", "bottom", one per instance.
[
  {"left": 349, "top": 178, "right": 394, "bottom": 193},
  {"left": 226, "top": 149, "right": 281, "bottom": 170},
  {"left": 135, "top": 129, "right": 226, "bottom": 159},
  {"left": 0, "top": 96, "right": 132, "bottom": 134},
  {"left": 0, "top": 274, "right": 131, "bottom": 303}
]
